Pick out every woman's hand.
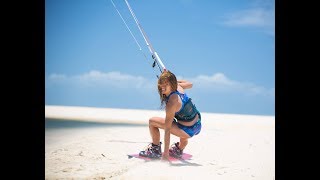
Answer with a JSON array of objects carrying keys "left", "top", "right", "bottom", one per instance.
[
  {"left": 161, "top": 152, "right": 170, "bottom": 161},
  {"left": 178, "top": 80, "right": 193, "bottom": 89}
]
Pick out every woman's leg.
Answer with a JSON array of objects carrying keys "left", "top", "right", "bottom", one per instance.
[
  {"left": 148, "top": 117, "right": 164, "bottom": 145},
  {"left": 149, "top": 117, "right": 190, "bottom": 145},
  {"left": 179, "top": 137, "right": 188, "bottom": 150}
]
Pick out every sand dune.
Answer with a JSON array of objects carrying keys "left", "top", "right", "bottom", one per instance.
[{"left": 45, "top": 105, "right": 275, "bottom": 180}]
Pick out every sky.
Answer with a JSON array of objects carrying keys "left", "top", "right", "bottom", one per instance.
[{"left": 45, "top": 0, "right": 275, "bottom": 116}]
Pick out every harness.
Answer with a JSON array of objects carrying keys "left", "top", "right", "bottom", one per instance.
[{"left": 166, "top": 91, "right": 199, "bottom": 122}]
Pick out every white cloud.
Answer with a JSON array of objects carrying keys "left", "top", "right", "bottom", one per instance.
[
  {"left": 46, "top": 70, "right": 154, "bottom": 90},
  {"left": 187, "top": 73, "right": 274, "bottom": 97},
  {"left": 46, "top": 71, "right": 274, "bottom": 97},
  {"left": 223, "top": 8, "right": 273, "bottom": 27},
  {"left": 221, "top": 3, "right": 274, "bottom": 36},
  {"left": 48, "top": 73, "right": 67, "bottom": 80},
  {"left": 46, "top": 73, "right": 68, "bottom": 88},
  {"left": 195, "top": 73, "right": 235, "bottom": 85}
]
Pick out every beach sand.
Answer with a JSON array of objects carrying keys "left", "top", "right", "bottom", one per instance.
[{"left": 45, "top": 105, "right": 275, "bottom": 180}]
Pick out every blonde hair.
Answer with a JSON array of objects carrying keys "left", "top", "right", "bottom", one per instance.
[{"left": 157, "top": 71, "right": 177, "bottom": 108}]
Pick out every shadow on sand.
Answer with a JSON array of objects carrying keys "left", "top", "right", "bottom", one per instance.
[
  {"left": 45, "top": 118, "right": 147, "bottom": 129},
  {"left": 169, "top": 159, "right": 202, "bottom": 167},
  {"left": 127, "top": 154, "right": 202, "bottom": 167}
]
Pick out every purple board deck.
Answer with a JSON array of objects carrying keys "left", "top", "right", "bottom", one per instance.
[{"left": 128, "top": 153, "right": 192, "bottom": 162}]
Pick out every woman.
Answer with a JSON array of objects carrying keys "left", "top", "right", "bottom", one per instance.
[{"left": 139, "top": 70, "right": 202, "bottom": 160}]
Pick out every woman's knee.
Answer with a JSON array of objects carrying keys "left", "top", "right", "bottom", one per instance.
[
  {"left": 180, "top": 137, "right": 189, "bottom": 143},
  {"left": 149, "top": 117, "right": 164, "bottom": 128},
  {"left": 149, "top": 117, "right": 160, "bottom": 125},
  {"left": 149, "top": 117, "right": 156, "bottom": 124}
]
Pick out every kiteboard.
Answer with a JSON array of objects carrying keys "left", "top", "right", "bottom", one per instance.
[{"left": 127, "top": 153, "right": 192, "bottom": 162}]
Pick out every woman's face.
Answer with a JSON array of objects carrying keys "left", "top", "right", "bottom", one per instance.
[{"left": 159, "top": 80, "right": 172, "bottom": 96}]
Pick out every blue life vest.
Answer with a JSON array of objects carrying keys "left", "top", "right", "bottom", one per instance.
[{"left": 166, "top": 90, "right": 199, "bottom": 122}]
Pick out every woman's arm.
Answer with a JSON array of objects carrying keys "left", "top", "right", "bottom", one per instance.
[
  {"left": 178, "top": 80, "right": 193, "bottom": 89},
  {"left": 162, "top": 96, "right": 178, "bottom": 160}
]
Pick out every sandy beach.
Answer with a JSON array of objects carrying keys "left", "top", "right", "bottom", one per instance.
[{"left": 45, "top": 105, "right": 275, "bottom": 180}]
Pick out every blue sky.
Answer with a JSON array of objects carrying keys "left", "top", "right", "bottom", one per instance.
[{"left": 45, "top": 0, "right": 275, "bottom": 116}]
